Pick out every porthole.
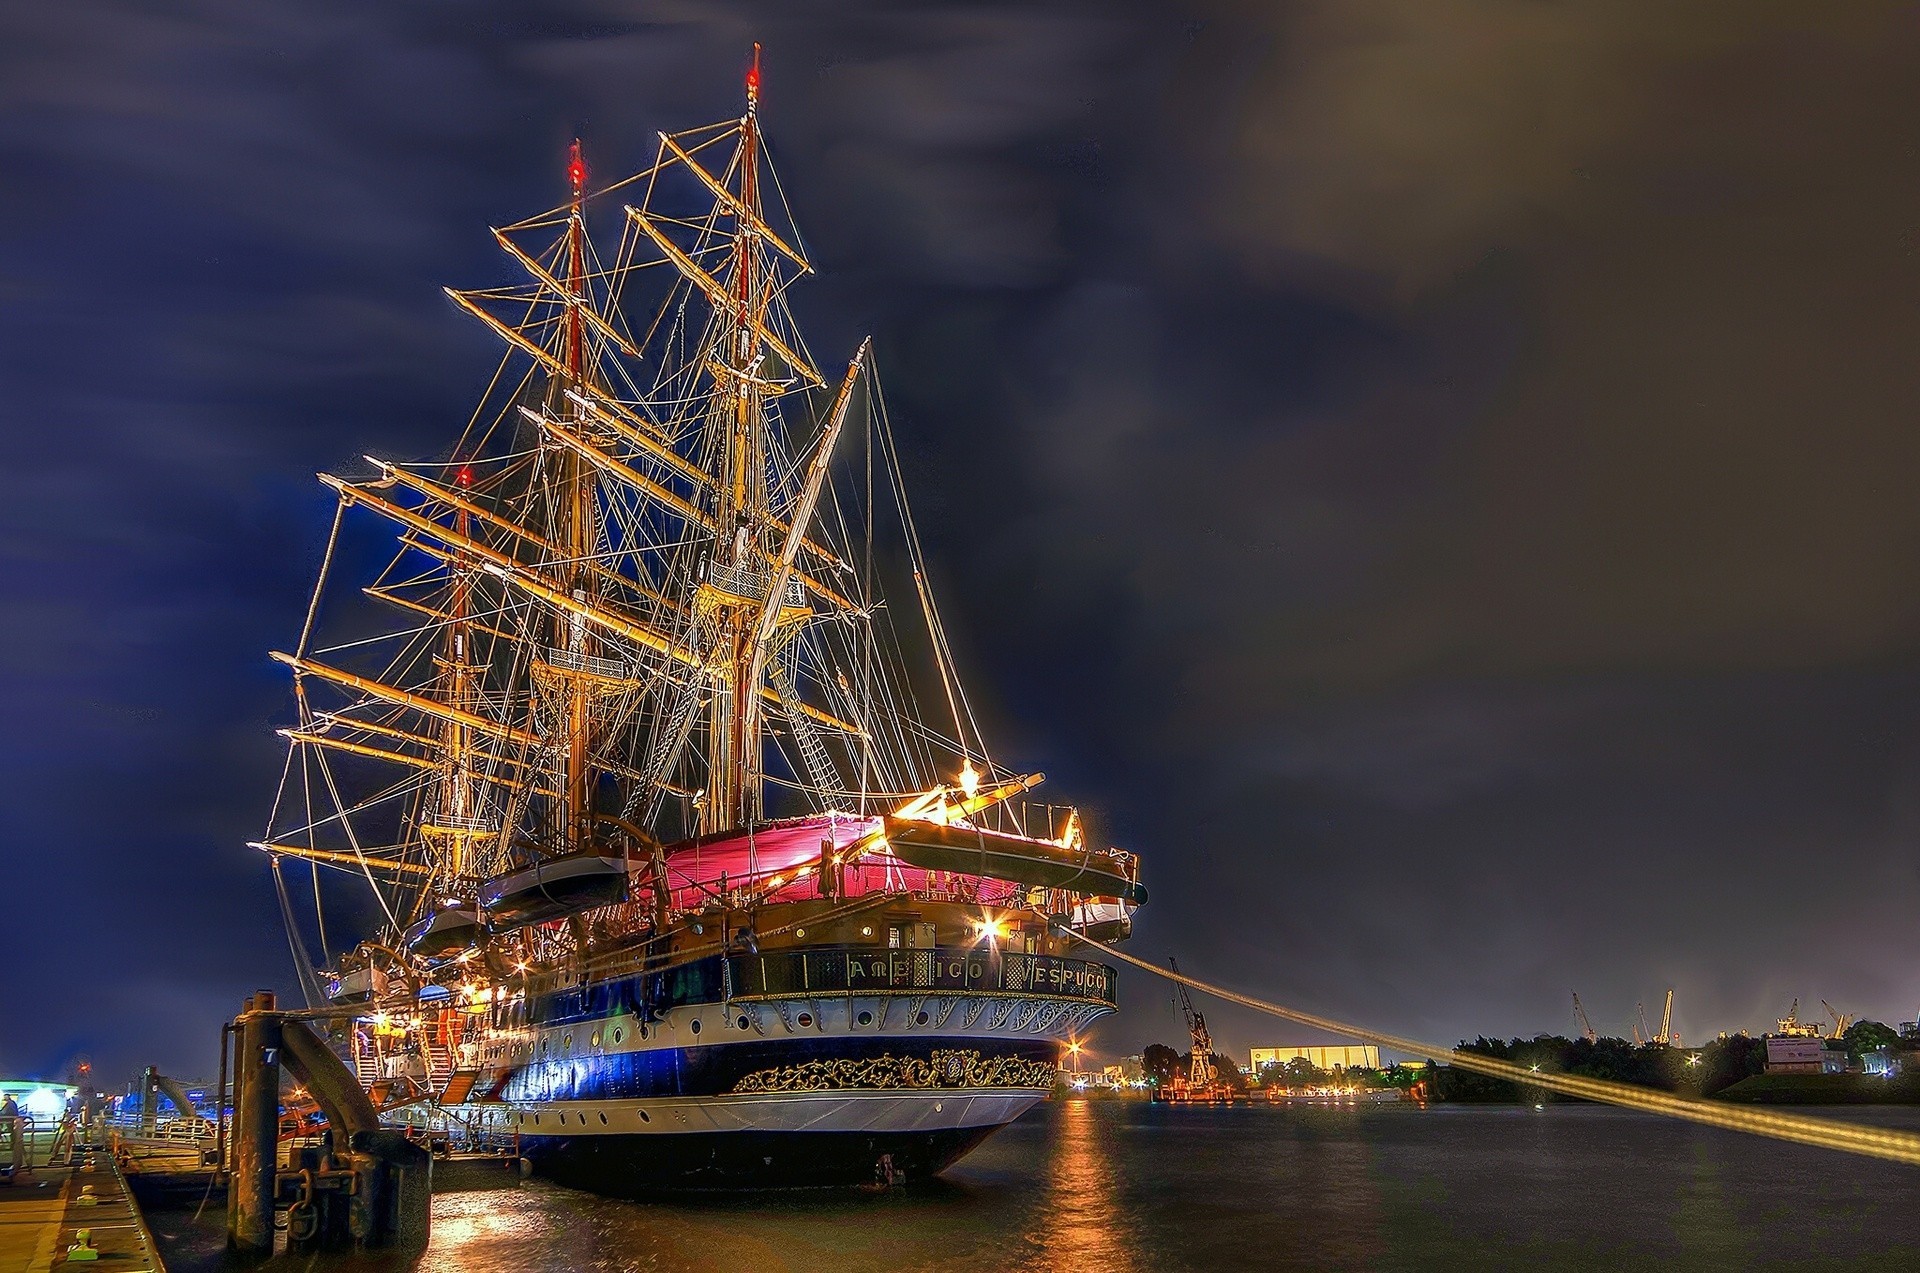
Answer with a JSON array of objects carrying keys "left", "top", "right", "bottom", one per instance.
[
  {"left": 598, "top": 1112, "right": 608, "bottom": 1125},
  {"left": 563, "top": 1032, "right": 573, "bottom": 1051},
  {"left": 794, "top": 927, "right": 806, "bottom": 939},
  {"left": 738, "top": 1014, "right": 750, "bottom": 1030},
  {"left": 639, "top": 1109, "right": 651, "bottom": 1124},
  {"left": 612, "top": 1028, "right": 624, "bottom": 1045},
  {"left": 690, "top": 1018, "right": 702, "bottom": 1035},
  {"left": 639, "top": 1024, "right": 650, "bottom": 1041},
  {"left": 860, "top": 925, "right": 874, "bottom": 938},
  {"left": 857, "top": 1010, "right": 873, "bottom": 1026},
  {"left": 590, "top": 1030, "right": 601, "bottom": 1047},
  {"left": 796, "top": 1012, "right": 813, "bottom": 1028},
  {"left": 916, "top": 1011, "right": 929, "bottom": 1026},
  {"left": 533, "top": 1114, "right": 540, "bottom": 1125}
]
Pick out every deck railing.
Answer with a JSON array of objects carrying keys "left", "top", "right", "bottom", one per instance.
[
  {"left": 523, "top": 946, "right": 1119, "bottom": 1025},
  {"left": 724, "top": 946, "right": 1118, "bottom": 1004}
]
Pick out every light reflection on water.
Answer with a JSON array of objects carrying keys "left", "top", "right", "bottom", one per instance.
[
  {"left": 1020, "top": 1098, "right": 1135, "bottom": 1272},
  {"left": 152, "top": 1102, "right": 1920, "bottom": 1272}
]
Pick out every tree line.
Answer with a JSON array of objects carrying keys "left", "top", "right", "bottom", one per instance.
[{"left": 1122, "top": 1020, "right": 1912, "bottom": 1103}]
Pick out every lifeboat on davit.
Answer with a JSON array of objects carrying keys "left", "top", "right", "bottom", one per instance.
[
  {"left": 881, "top": 817, "right": 1148, "bottom": 904},
  {"left": 402, "top": 905, "right": 484, "bottom": 958},
  {"left": 479, "top": 851, "right": 630, "bottom": 930}
]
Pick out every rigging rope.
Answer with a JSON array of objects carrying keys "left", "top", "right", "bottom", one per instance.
[
  {"left": 1060, "top": 929, "right": 1920, "bottom": 1169},
  {"left": 297, "top": 501, "right": 346, "bottom": 658},
  {"left": 270, "top": 856, "right": 329, "bottom": 1009}
]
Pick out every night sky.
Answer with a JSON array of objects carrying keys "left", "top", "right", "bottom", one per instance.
[{"left": 8, "top": 2, "right": 1920, "bottom": 1082}]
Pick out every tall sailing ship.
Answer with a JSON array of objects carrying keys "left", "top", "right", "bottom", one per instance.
[{"left": 256, "top": 51, "right": 1145, "bottom": 1192}]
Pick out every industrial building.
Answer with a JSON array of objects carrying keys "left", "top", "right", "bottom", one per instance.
[
  {"left": 1250, "top": 1045, "right": 1381, "bottom": 1073},
  {"left": 1764, "top": 1037, "right": 1846, "bottom": 1075}
]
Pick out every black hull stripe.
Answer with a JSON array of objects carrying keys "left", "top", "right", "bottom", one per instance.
[{"left": 521, "top": 1125, "right": 1006, "bottom": 1192}]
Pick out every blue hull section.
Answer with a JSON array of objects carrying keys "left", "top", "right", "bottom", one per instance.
[{"left": 502, "top": 1034, "right": 1059, "bottom": 1103}]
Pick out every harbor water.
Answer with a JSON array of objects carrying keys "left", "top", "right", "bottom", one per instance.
[{"left": 150, "top": 1099, "right": 1920, "bottom": 1270}]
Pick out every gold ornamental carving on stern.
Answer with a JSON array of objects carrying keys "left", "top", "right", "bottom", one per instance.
[{"left": 732, "top": 1048, "right": 1054, "bottom": 1094}]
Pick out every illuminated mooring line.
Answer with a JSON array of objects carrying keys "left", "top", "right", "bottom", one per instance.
[{"left": 1061, "top": 930, "right": 1920, "bottom": 1168}]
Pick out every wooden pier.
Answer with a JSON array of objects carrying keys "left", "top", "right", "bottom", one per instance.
[{"left": 0, "top": 1147, "right": 166, "bottom": 1272}]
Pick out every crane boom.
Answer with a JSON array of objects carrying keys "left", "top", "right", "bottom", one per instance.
[
  {"left": 1572, "top": 991, "right": 1596, "bottom": 1043},
  {"left": 1822, "top": 1000, "right": 1853, "bottom": 1039},
  {"left": 1169, "top": 956, "right": 1217, "bottom": 1092}
]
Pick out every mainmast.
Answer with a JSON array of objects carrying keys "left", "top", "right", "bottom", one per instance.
[
  {"left": 554, "top": 139, "right": 597, "bottom": 848},
  {"left": 710, "top": 45, "right": 771, "bottom": 833}
]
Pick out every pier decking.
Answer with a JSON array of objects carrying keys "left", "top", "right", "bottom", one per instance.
[{"left": 0, "top": 1150, "right": 166, "bottom": 1272}]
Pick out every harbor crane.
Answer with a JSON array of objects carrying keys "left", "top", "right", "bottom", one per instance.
[
  {"left": 1572, "top": 991, "right": 1597, "bottom": 1043},
  {"left": 1823, "top": 1000, "right": 1853, "bottom": 1040},
  {"left": 1169, "top": 957, "right": 1218, "bottom": 1092},
  {"left": 1655, "top": 989, "right": 1679, "bottom": 1047},
  {"left": 1634, "top": 1002, "right": 1652, "bottom": 1046}
]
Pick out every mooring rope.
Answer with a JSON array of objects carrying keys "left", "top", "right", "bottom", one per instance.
[{"left": 1059, "top": 928, "right": 1920, "bottom": 1168}]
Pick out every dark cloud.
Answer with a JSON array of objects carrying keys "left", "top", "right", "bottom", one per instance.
[{"left": 4, "top": 0, "right": 1920, "bottom": 1080}]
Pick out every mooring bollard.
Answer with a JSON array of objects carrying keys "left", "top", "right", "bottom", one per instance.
[
  {"left": 346, "top": 1129, "right": 432, "bottom": 1254},
  {"left": 223, "top": 991, "right": 432, "bottom": 1257},
  {"left": 227, "top": 990, "right": 283, "bottom": 1258}
]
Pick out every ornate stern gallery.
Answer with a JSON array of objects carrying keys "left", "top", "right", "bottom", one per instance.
[{"left": 256, "top": 51, "right": 1147, "bottom": 1192}]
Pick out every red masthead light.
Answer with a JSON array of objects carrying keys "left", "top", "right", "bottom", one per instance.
[
  {"left": 567, "top": 139, "right": 586, "bottom": 196},
  {"left": 456, "top": 464, "right": 474, "bottom": 488},
  {"left": 746, "top": 43, "right": 761, "bottom": 106}
]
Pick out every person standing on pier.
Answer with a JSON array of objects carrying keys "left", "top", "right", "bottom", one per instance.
[{"left": 0, "top": 1093, "right": 22, "bottom": 1180}]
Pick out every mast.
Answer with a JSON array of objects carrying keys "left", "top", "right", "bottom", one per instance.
[
  {"left": 711, "top": 45, "right": 769, "bottom": 833},
  {"left": 557, "top": 139, "right": 596, "bottom": 848},
  {"left": 423, "top": 459, "right": 482, "bottom": 888},
  {"left": 266, "top": 58, "right": 954, "bottom": 967}
]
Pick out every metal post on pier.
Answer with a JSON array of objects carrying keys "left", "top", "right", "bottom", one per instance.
[
  {"left": 228, "top": 990, "right": 283, "bottom": 1258},
  {"left": 222, "top": 989, "right": 431, "bottom": 1257},
  {"left": 214, "top": 1018, "right": 232, "bottom": 1186}
]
